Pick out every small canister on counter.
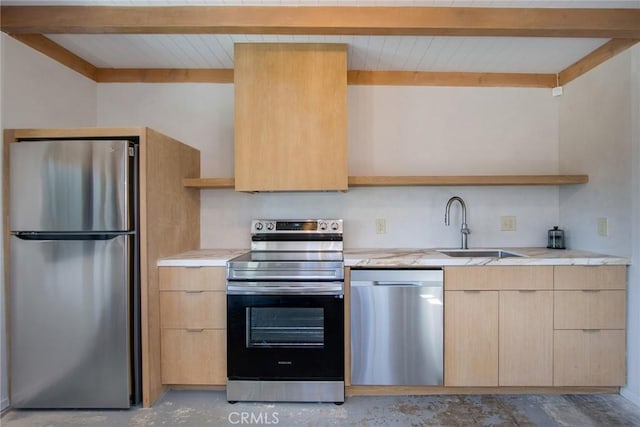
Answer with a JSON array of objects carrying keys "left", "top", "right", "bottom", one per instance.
[{"left": 547, "top": 226, "right": 566, "bottom": 249}]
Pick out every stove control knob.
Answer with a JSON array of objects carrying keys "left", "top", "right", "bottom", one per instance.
[
  {"left": 331, "top": 222, "right": 340, "bottom": 231},
  {"left": 255, "top": 222, "right": 263, "bottom": 231},
  {"left": 266, "top": 222, "right": 275, "bottom": 231},
  {"left": 319, "top": 221, "right": 328, "bottom": 231}
]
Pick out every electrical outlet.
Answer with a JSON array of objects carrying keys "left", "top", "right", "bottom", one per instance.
[
  {"left": 375, "top": 218, "right": 386, "bottom": 234},
  {"left": 597, "top": 217, "right": 608, "bottom": 237},
  {"left": 500, "top": 216, "right": 517, "bottom": 231}
]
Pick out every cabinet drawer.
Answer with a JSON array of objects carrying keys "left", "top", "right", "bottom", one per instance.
[
  {"left": 554, "top": 290, "right": 626, "bottom": 330},
  {"left": 159, "top": 266, "right": 226, "bottom": 291},
  {"left": 445, "top": 266, "right": 553, "bottom": 291},
  {"left": 553, "top": 329, "right": 625, "bottom": 386},
  {"left": 554, "top": 266, "right": 626, "bottom": 290},
  {"left": 160, "top": 291, "right": 226, "bottom": 328},
  {"left": 161, "top": 329, "right": 226, "bottom": 385}
]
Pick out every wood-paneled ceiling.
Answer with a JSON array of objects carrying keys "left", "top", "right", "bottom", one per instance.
[{"left": 1, "top": 0, "right": 639, "bottom": 87}]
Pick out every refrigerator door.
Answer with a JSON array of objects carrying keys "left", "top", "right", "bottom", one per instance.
[
  {"left": 9, "top": 139, "right": 132, "bottom": 232},
  {"left": 9, "top": 234, "right": 132, "bottom": 408}
]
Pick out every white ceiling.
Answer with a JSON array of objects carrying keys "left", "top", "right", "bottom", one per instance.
[
  {"left": 44, "top": 34, "right": 610, "bottom": 73},
  {"left": 3, "top": 0, "right": 639, "bottom": 74}
]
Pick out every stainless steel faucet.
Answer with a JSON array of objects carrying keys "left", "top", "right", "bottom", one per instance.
[{"left": 445, "top": 196, "right": 470, "bottom": 249}]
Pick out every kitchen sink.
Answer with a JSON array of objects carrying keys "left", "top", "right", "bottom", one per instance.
[{"left": 437, "top": 249, "right": 524, "bottom": 258}]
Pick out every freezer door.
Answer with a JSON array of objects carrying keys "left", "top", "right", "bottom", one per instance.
[
  {"left": 9, "top": 139, "right": 132, "bottom": 232},
  {"left": 9, "top": 234, "right": 132, "bottom": 408}
]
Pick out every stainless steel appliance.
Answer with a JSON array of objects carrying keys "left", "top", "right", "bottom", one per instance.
[
  {"left": 350, "top": 269, "right": 444, "bottom": 385},
  {"left": 8, "top": 139, "right": 141, "bottom": 409},
  {"left": 226, "top": 219, "right": 344, "bottom": 403}
]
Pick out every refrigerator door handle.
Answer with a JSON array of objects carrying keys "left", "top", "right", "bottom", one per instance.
[{"left": 13, "top": 231, "right": 135, "bottom": 241}]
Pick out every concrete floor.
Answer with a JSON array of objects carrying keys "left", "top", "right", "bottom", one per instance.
[{"left": 2, "top": 391, "right": 640, "bottom": 427}]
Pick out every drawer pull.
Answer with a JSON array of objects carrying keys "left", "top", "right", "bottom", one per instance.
[
  {"left": 184, "top": 266, "right": 202, "bottom": 269},
  {"left": 186, "top": 328, "right": 204, "bottom": 333},
  {"left": 463, "top": 290, "right": 481, "bottom": 293},
  {"left": 582, "top": 329, "right": 601, "bottom": 333},
  {"left": 185, "top": 290, "right": 204, "bottom": 294},
  {"left": 581, "top": 289, "right": 601, "bottom": 293},
  {"left": 518, "top": 290, "right": 536, "bottom": 293}
]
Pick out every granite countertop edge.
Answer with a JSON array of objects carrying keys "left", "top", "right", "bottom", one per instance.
[{"left": 157, "top": 247, "right": 631, "bottom": 267}]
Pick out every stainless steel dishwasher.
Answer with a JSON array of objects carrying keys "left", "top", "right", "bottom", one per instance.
[{"left": 350, "top": 268, "right": 443, "bottom": 385}]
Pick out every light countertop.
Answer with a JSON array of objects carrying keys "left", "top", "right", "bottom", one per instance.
[
  {"left": 157, "top": 247, "right": 630, "bottom": 267},
  {"left": 157, "top": 249, "right": 248, "bottom": 267},
  {"left": 344, "top": 247, "right": 630, "bottom": 267}
]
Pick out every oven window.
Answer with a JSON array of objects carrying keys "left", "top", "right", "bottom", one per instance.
[{"left": 247, "top": 307, "right": 324, "bottom": 348}]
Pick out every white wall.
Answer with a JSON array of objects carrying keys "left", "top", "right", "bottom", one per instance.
[
  {"left": 0, "top": 33, "right": 97, "bottom": 411},
  {"left": 629, "top": 43, "right": 640, "bottom": 408},
  {"left": 348, "top": 86, "right": 559, "bottom": 175},
  {"left": 559, "top": 44, "right": 639, "bottom": 406},
  {"left": 559, "top": 51, "right": 633, "bottom": 255},
  {"left": 1, "top": 35, "right": 97, "bottom": 128},
  {"left": 98, "top": 84, "right": 561, "bottom": 250}
]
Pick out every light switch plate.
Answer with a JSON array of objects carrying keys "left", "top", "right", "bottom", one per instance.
[
  {"left": 500, "top": 216, "right": 517, "bottom": 231},
  {"left": 375, "top": 218, "right": 386, "bottom": 234},
  {"left": 597, "top": 217, "right": 608, "bottom": 237}
]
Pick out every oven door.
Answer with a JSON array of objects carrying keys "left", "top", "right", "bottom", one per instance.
[{"left": 227, "top": 293, "right": 344, "bottom": 381}]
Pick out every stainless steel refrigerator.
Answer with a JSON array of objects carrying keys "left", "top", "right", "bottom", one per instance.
[{"left": 8, "top": 139, "right": 141, "bottom": 408}]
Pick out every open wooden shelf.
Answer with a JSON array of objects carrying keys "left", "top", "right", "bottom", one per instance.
[
  {"left": 348, "top": 175, "right": 589, "bottom": 186},
  {"left": 183, "top": 174, "right": 589, "bottom": 189},
  {"left": 183, "top": 178, "right": 235, "bottom": 188}
]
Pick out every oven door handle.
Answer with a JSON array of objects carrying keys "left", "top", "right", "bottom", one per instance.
[
  {"left": 227, "top": 281, "right": 344, "bottom": 296},
  {"left": 227, "top": 269, "right": 344, "bottom": 281}
]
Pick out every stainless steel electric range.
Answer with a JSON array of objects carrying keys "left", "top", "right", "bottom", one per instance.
[{"left": 226, "top": 219, "right": 345, "bottom": 404}]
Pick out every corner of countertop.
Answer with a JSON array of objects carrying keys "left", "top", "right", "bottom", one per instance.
[{"left": 157, "top": 248, "right": 248, "bottom": 267}]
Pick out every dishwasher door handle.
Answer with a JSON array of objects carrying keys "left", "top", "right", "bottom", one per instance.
[
  {"left": 374, "top": 281, "right": 424, "bottom": 286},
  {"left": 351, "top": 281, "right": 442, "bottom": 287}
]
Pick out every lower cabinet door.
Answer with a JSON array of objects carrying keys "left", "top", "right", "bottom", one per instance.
[
  {"left": 499, "top": 291, "right": 553, "bottom": 386},
  {"left": 445, "top": 291, "right": 499, "bottom": 386},
  {"left": 161, "top": 328, "right": 226, "bottom": 385},
  {"left": 553, "top": 329, "right": 626, "bottom": 386}
]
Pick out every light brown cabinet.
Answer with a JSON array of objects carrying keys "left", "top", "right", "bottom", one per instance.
[
  {"left": 161, "top": 329, "right": 226, "bottom": 385},
  {"left": 444, "top": 290, "right": 499, "bottom": 386},
  {"left": 553, "top": 266, "right": 627, "bottom": 386},
  {"left": 159, "top": 266, "right": 227, "bottom": 385},
  {"left": 234, "top": 43, "right": 348, "bottom": 192},
  {"left": 499, "top": 290, "right": 553, "bottom": 386},
  {"left": 444, "top": 266, "right": 554, "bottom": 387}
]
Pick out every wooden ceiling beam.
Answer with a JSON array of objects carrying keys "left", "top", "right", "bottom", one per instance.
[
  {"left": 96, "top": 68, "right": 234, "bottom": 83},
  {"left": 348, "top": 71, "right": 556, "bottom": 88},
  {"left": 95, "top": 68, "right": 556, "bottom": 88},
  {"left": 9, "top": 34, "right": 98, "bottom": 81},
  {"left": 96, "top": 68, "right": 554, "bottom": 87},
  {"left": 2, "top": 6, "right": 640, "bottom": 38},
  {"left": 558, "top": 39, "right": 640, "bottom": 85}
]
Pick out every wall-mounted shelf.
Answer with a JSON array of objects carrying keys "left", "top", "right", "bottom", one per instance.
[
  {"left": 348, "top": 175, "right": 589, "bottom": 186},
  {"left": 183, "top": 175, "right": 589, "bottom": 189},
  {"left": 183, "top": 178, "right": 235, "bottom": 188}
]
